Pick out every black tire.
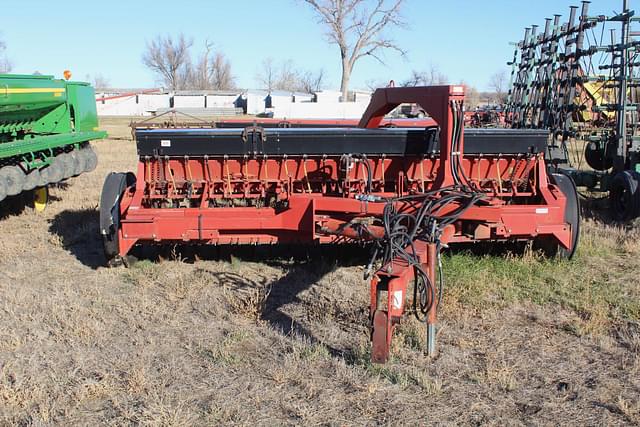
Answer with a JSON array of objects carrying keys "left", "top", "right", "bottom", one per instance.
[
  {"left": 100, "top": 172, "right": 136, "bottom": 265},
  {"left": 83, "top": 147, "right": 98, "bottom": 172},
  {"left": 0, "top": 178, "right": 7, "bottom": 202},
  {"left": 21, "top": 164, "right": 40, "bottom": 191},
  {"left": 58, "top": 153, "right": 75, "bottom": 179},
  {"left": 70, "top": 150, "right": 86, "bottom": 176},
  {"left": 46, "top": 159, "right": 64, "bottom": 184},
  {"left": 0, "top": 166, "right": 26, "bottom": 196},
  {"left": 584, "top": 141, "right": 612, "bottom": 171},
  {"left": 38, "top": 166, "right": 51, "bottom": 186},
  {"left": 535, "top": 172, "right": 580, "bottom": 259},
  {"left": 609, "top": 170, "right": 640, "bottom": 222}
]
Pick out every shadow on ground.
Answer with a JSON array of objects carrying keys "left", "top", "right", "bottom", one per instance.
[
  {"left": 0, "top": 190, "right": 63, "bottom": 219},
  {"left": 48, "top": 207, "right": 373, "bottom": 348},
  {"left": 195, "top": 247, "right": 370, "bottom": 360},
  {"left": 0, "top": 193, "right": 33, "bottom": 219},
  {"left": 200, "top": 254, "right": 366, "bottom": 361},
  {"left": 49, "top": 208, "right": 106, "bottom": 269}
]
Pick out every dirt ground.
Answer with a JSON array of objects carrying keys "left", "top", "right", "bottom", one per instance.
[{"left": 0, "top": 117, "right": 639, "bottom": 426}]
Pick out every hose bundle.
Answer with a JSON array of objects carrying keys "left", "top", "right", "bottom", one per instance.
[{"left": 365, "top": 100, "right": 486, "bottom": 321}]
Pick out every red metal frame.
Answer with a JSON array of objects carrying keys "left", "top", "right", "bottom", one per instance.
[
  {"left": 113, "top": 86, "right": 573, "bottom": 362},
  {"left": 213, "top": 117, "right": 438, "bottom": 128}
]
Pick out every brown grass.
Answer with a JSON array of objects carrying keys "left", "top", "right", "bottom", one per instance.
[{"left": 0, "top": 116, "right": 638, "bottom": 425}]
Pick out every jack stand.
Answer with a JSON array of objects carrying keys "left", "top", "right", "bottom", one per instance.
[{"left": 426, "top": 323, "right": 436, "bottom": 356}]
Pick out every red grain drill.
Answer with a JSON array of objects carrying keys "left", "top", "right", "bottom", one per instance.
[{"left": 100, "top": 86, "right": 579, "bottom": 363}]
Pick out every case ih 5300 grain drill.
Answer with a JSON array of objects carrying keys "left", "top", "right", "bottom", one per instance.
[{"left": 100, "top": 86, "right": 579, "bottom": 363}]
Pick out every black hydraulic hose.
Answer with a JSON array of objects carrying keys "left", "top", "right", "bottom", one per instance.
[
  {"left": 352, "top": 154, "right": 372, "bottom": 194},
  {"left": 361, "top": 157, "right": 372, "bottom": 194},
  {"left": 413, "top": 264, "right": 436, "bottom": 322},
  {"left": 453, "top": 103, "right": 474, "bottom": 189},
  {"left": 450, "top": 101, "right": 462, "bottom": 186},
  {"left": 367, "top": 122, "right": 489, "bottom": 321}
]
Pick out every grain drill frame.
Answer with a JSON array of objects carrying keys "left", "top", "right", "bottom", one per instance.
[{"left": 101, "top": 86, "right": 578, "bottom": 363}]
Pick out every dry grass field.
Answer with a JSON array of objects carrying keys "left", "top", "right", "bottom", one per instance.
[{"left": 0, "top": 117, "right": 639, "bottom": 425}]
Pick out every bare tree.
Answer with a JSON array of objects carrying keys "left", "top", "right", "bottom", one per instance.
[
  {"left": 209, "top": 52, "right": 236, "bottom": 90},
  {"left": 302, "top": 0, "right": 406, "bottom": 101},
  {"left": 365, "top": 79, "right": 386, "bottom": 91},
  {"left": 488, "top": 70, "right": 508, "bottom": 103},
  {"left": 402, "top": 64, "right": 447, "bottom": 87},
  {"left": 256, "top": 57, "right": 278, "bottom": 91},
  {"left": 184, "top": 41, "right": 236, "bottom": 90},
  {"left": 185, "top": 40, "right": 214, "bottom": 90},
  {"left": 142, "top": 34, "right": 193, "bottom": 90},
  {"left": 275, "top": 60, "right": 300, "bottom": 91},
  {"left": 255, "top": 58, "right": 291, "bottom": 91},
  {"left": 297, "top": 69, "right": 325, "bottom": 93},
  {"left": 465, "top": 85, "right": 480, "bottom": 109},
  {"left": 255, "top": 58, "right": 323, "bottom": 93},
  {"left": 0, "top": 37, "right": 12, "bottom": 73},
  {"left": 88, "top": 73, "right": 110, "bottom": 89}
]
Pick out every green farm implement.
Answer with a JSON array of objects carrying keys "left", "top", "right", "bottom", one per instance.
[
  {"left": 0, "top": 73, "right": 106, "bottom": 208},
  {"left": 505, "top": 1, "right": 640, "bottom": 221}
]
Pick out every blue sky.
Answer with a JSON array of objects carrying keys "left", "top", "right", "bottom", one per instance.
[{"left": 2, "top": 0, "right": 620, "bottom": 91}]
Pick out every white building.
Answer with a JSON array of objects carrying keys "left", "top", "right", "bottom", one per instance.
[
  {"left": 315, "top": 90, "right": 342, "bottom": 103},
  {"left": 96, "top": 88, "right": 372, "bottom": 119}
]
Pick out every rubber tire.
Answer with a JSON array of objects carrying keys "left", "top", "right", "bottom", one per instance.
[
  {"left": 535, "top": 172, "right": 580, "bottom": 259},
  {"left": 46, "top": 159, "right": 64, "bottom": 184},
  {"left": 83, "top": 147, "right": 98, "bottom": 172},
  {"left": 21, "top": 163, "right": 40, "bottom": 191},
  {"left": 58, "top": 153, "right": 75, "bottom": 179},
  {"left": 584, "top": 141, "right": 612, "bottom": 171},
  {"left": 609, "top": 170, "right": 640, "bottom": 222},
  {"left": 0, "top": 178, "right": 7, "bottom": 202},
  {"left": 100, "top": 172, "right": 136, "bottom": 264},
  {"left": 70, "top": 150, "right": 86, "bottom": 177},
  {"left": 0, "top": 166, "right": 26, "bottom": 196},
  {"left": 554, "top": 172, "right": 580, "bottom": 259},
  {"left": 38, "top": 166, "right": 51, "bottom": 186}
]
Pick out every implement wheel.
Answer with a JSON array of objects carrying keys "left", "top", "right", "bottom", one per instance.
[
  {"left": 0, "top": 166, "right": 26, "bottom": 196},
  {"left": 609, "top": 171, "right": 640, "bottom": 222},
  {"left": 82, "top": 147, "right": 98, "bottom": 173},
  {"left": 535, "top": 172, "right": 580, "bottom": 259},
  {"left": 584, "top": 141, "right": 612, "bottom": 171},
  {"left": 99, "top": 172, "right": 135, "bottom": 266},
  {"left": 0, "top": 179, "right": 6, "bottom": 203},
  {"left": 33, "top": 187, "right": 48, "bottom": 212}
]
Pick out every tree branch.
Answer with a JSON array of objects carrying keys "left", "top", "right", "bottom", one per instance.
[{"left": 302, "top": 0, "right": 406, "bottom": 98}]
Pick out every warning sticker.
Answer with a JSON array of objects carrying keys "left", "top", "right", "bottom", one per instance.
[{"left": 392, "top": 290, "right": 403, "bottom": 309}]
